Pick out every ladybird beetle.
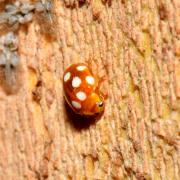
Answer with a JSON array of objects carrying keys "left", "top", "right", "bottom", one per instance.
[{"left": 63, "top": 63, "right": 105, "bottom": 116}]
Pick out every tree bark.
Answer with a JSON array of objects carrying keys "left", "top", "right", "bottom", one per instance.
[{"left": 0, "top": 0, "right": 180, "bottom": 179}]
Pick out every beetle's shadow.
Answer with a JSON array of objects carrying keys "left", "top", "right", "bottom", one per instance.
[{"left": 64, "top": 100, "right": 103, "bottom": 130}]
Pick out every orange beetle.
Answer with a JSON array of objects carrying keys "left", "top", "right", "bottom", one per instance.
[{"left": 63, "top": 63, "right": 105, "bottom": 116}]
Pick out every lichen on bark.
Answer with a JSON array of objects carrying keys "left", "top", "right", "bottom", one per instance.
[{"left": 0, "top": 0, "right": 179, "bottom": 179}]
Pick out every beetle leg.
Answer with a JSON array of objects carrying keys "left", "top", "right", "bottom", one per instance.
[{"left": 96, "top": 75, "right": 108, "bottom": 100}]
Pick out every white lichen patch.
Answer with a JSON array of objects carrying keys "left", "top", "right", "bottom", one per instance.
[
  {"left": 0, "top": 32, "right": 19, "bottom": 67},
  {"left": 0, "top": 32, "right": 20, "bottom": 90},
  {"left": 0, "top": 0, "right": 53, "bottom": 31},
  {"left": 0, "top": 1, "right": 35, "bottom": 30}
]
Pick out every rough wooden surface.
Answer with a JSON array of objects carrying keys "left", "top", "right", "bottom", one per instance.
[{"left": 0, "top": 0, "right": 180, "bottom": 179}]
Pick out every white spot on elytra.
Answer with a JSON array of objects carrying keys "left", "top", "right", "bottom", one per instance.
[
  {"left": 86, "top": 76, "right": 95, "bottom": 85},
  {"left": 64, "top": 72, "right": 71, "bottom": 82},
  {"left": 72, "top": 101, "right": 81, "bottom": 109},
  {"left": 76, "top": 91, "right": 87, "bottom": 101},
  {"left": 77, "top": 65, "right": 87, "bottom": 71},
  {"left": 72, "top": 76, "right": 81, "bottom": 88}
]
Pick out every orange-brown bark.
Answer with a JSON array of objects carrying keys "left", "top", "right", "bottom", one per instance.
[{"left": 0, "top": 0, "right": 179, "bottom": 179}]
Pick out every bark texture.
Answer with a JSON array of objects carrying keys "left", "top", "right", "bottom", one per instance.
[{"left": 0, "top": 0, "right": 180, "bottom": 179}]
